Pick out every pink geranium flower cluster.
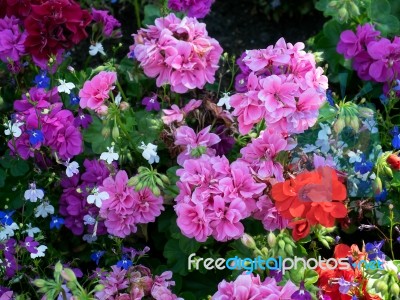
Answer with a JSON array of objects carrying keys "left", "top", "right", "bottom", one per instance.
[
  {"left": 168, "top": 0, "right": 215, "bottom": 18},
  {"left": 231, "top": 38, "right": 328, "bottom": 134},
  {"left": 239, "top": 128, "right": 295, "bottom": 182},
  {"left": 98, "top": 171, "right": 164, "bottom": 238},
  {"left": 175, "top": 155, "right": 266, "bottom": 242},
  {"left": 162, "top": 99, "right": 202, "bottom": 125},
  {"left": 60, "top": 159, "right": 110, "bottom": 236},
  {"left": 0, "top": 16, "right": 26, "bottom": 65},
  {"left": 174, "top": 125, "right": 221, "bottom": 165},
  {"left": 79, "top": 71, "right": 117, "bottom": 113},
  {"left": 129, "top": 13, "right": 223, "bottom": 93},
  {"left": 212, "top": 273, "right": 297, "bottom": 299},
  {"left": 337, "top": 23, "right": 400, "bottom": 83},
  {"left": 95, "top": 266, "right": 182, "bottom": 300},
  {"left": 8, "top": 87, "right": 83, "bottom": 160}
]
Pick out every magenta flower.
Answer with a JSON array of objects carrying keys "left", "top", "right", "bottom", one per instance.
[
  {"left": 176, "top": 202, "right": 212, "bottom": 242},
  {"left": 168, "top": 0, "right": 215, "bottom": 18},
  {"left": 79, "top": 71, "right": 117, "bottom": 110},
  {"left": 132, "top": 188, "right": 164, "bottom": 223},
  {"left": 91, "top": 8, "right": 121, "bottom": 38},
  {"left": 253, "top": 195, "right": 289, "bottom": 231},
  {"left": 0, "top": 27, "right": 26, "bottom": 63}
]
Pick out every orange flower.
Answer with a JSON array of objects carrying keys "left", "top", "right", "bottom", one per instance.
[
  {"left": 289, "top": 219, "right": 310, "bottom": 241},
  {"left": 271, "top": 166, "right": 347, "bottom": 227}
]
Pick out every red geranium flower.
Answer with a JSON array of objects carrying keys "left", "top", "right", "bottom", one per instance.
[
  {"left": 24, "top": 0, "right": 91, "bottom": 61},
  {"left": 387, "top": 154, "right": 400, "bottom": 170},
  {"left": 288, "top": 219, "right": 310, "bottom": 241},
  {"left": 271, "top": 166, "right": 348, "bottom": 227}
]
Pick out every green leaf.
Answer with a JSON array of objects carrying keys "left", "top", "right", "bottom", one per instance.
[
  {"left": 83, "top": 116, "right": 112, "bottom": 154},
  {"left": 304, "top": 269, "right": 319, "bottom": 286},
  {"left": 0, "top": 168, "right": 6, "bottom": 187},
  {"left": 368, "top": 0, "right": 391, "bottom": 17},
  {"left": 179, "top": 235, "right": 201, "bottom": 255},
  {"left": 178, "top": 292, "right": 196, "bottom": 300},
  {"left": 143, "top": 4, "right": 161, "bottom": 26},
  {"left": 163, "top": 239, "right": 188, "bottom": 276},
  {"left": 373, "top": 14, "right": 400, "bottom": 36},
  {"left": 135, "top": 110, "right": 163, "bottom": 143},
  {"left": 10, "top": 159, "right": 29, "bottom": 177}
]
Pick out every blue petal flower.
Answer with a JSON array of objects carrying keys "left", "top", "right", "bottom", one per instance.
[
  {"left": 0, "top": 210, "right": 15, "bottom": 226},
  {"left": 33, "top": 71, "right": 50, "bottom": 89},
  {"left": 69, "top": 93, "right": 80, "bottom": 105},
  {"left": 354, "top": 154, "right": 373, "bottom": 174},
  {"left": 50, "top": 216, "right": 65, "bottom": 229},
  {"left": 28, "top": 129, "right": 44, "bottom": 146},
  {"left": 116, "top": 256, "right": 133, "bottom": 270},
  {"left": 365, "top": 240, "right": 385, "bottom": 260},
  {"left": 91, "top": 251, "right": 105, "bottom": 265},
  {"left": 374, "top": 188, "right": 387, "bottom": 203}
]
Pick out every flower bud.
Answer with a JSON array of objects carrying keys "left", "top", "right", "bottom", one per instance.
[
  {"left": 334, "top": 118, "right": 345, "bottom": 133},
  {"left": 278, "top": 239, "right": 285, "bottom": 250},
  {"left": 374, "top": 280, "right": 388, "bottom": 293},
  {"left": 159, "top": 174, "right": 170, "bottom": 185},
  {"left": 128, "top": 176, "right": 139, "bottom": 187},
  {"left": 349, "top": 116, "right": 359, "bottom": 132},
  {"left": 96, "top": 105, "right": 108, "bottom": 116},
  {"left": 112, "top": 125, "right": 120, "bottom": 140},
  {"left": 33, "top": 279, "right": 47, "bottom": 288},
  {"left": 358, "top": 107, "right": 374, "bottom": 118},
  {"left": 390, "top": 283, "right": 400, "bottom": 296},
  {"left": 387, "top": 154, "right": 400, "bottom": 170},
  {"left": 384, "top": 166, "right": 393, "bottom": 177},
  {"left": 267, "top": 232, "right": 276, "bottom": 247},
  {"left": 348, "top": 2, "right": 360, "bottom": 16},
  {"left": 119, "top": 101, "right": 130, "bottom": 111},
  {"left": 61, "top": 269, "right": 77, "bottom": 282},
  {"left": 373, "top": 177, "right": 382, "bottom": 194},
  {"left": 93, "top": 284, "right": 104, "bottom": 292},
  {"left": 101, "top": 127, "right": 111, "bottom": 138},
  {"left": 338, "top": 7, "right": 348, "bottom": 22},
  {"left": 55, "top": 261, "right": 63, "bottom": 274},
  {"left": 241, "top": 233, "right": 256, "bottom": 249}
]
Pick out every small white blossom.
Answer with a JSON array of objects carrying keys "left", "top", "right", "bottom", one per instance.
[
  {"left": 35, "top": 202, "right": 55, "bottom": 218},
  {"left": 87, "top": 188, "right": 109, "bottom": 208},
  {"left": 100, "top": 146, "right": 119, "bottom": 164},
  {"left": 362, "top": 118, "right": 378, "bottom": 134},
  {"left": 217, "top": 92, "right": 231, "bottom": 110},
  {"left": 83, "top": 234, "right": 97, "bottom": 243},
  {"left": 24, "top": 183, "right": 44, "bottom": 203},
  {"left": 139, "top": 142, "right": 160, "bottom": 164},
  {"left": 0, "top": 223, "right": 19, "bottom": 240},
  {"left": 65, "top": 160, "right": 79, "bottom": 178},
  {"left": 115, "top": 93, "right": 122, "bottom": 105},
  {"left": 31, "top": 245, "right": 47, "bottom": 259},
  {"left": 302, "top": 144, "right": 318, "bottom": 153},
  {"left": 347, "top": 150, "right": 363, "bottom": 164},
  {"left": 23, "top": 223, "right": 41, "bottom": 237},
  {"left": 83, "top": 214, "right": 96, "bottom": 225},
  {"left": 89, "top": 42, "right": 106, "bottom": 56},
  {"left": 4, "top": 120, "right": 24, "bottom": 138},
  {"left": 57, "top": 79, "right": 75, "bottom": 94}
]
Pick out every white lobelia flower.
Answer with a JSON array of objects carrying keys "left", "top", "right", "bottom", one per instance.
[
  {"left": 35, "top": 201, "right": 55, "bottom": 218},
  {"left": 217, "top": 92, "right": 232, "bottom": 110},
  {"left": 83, "top": 234, "right": 97, "bottom": 243},
  {"left": 31, "top": 245, "right": 47, "bottom": 259},
  {"left": 100, "top": 146, "right": 119, "bottom": 164},
  {"left": 65, "top": 159, "right": 79, "bottom": 178},
  {"left": 23, "top": 223, "right": 41, "bottom": 237},
  {"left": 115, "top": 93, "right": 122, "bottom": 105},
  {"left": 347, "top": 150, "right": 363, "bottom": 164},
  {"left": 87, "top": 188, "right": 109, "bottom": 208},
  {"left": 362, "top": 118, "right": 379, "bottom": 134},
  {"left": 89, "top": 42, "right": 106, "bottom": 56},
  {"left": 83, "top": 214, "right": 96, "bottom": 226},
  {"left": 139, "top": 141, "right": 160, "bottom": 164},
  {"left": 57, "top": 79, "right": 75, "bottom": 94},
  {"left": 4, "top": 120, "right": 24, "bottom": 138},
  {"left": 24, "top": 183, "right": 44, "bottom": 203},
  {"left": 0, "top": 222, "right": 19, "bottom": 240}
]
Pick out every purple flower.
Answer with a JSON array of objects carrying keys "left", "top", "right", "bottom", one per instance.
[
  {"left": 365, "top": 240, "right": 385, "bottom": 260},
  {"left": 2, "top": 255, "right": 18, "bottom": 278},
  {"left": 234, "top": 73, "right": 248, "bottom": 92},
  {"left": 50, "top": 216, "right": 65, "bottom": 229},
  {"left": 74, "top": 109, "right": 93, "bottom": 129},
  {"left": 142, "top": 93, "right": 160, "bottom": 111},
  {"left": 20, "top": 236, "right": 39, "bottom": 254},
  {"left": 211, "top": 125, "right": 235, "bottom": 156},
  {"left": 337, "top": 277, "right": 352, "bottom": 294},
  {"left": 91, "top": 8, "right": 122, "bottom": 38},
  {"left": 91, "top": 251, "right": 105, "bottom": 265},
  {"left": 291, "top": 281, "right": 312, "bottom": 300},
  {"left": 368, "top": 37, "right": 400, "bottom": 83},
  {"left": 0, "top": 25, "right": 27, "bottom": 63},
  {"left": 168, "top": 0, "right": 215, "bottom": 18}
]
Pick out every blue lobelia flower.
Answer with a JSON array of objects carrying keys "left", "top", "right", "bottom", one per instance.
[
  {"left": 28, "top": 129, "right": 44, "bottom": 146},
  {"left": 33, "top": 70, "right": 50, "bottom": 89},
  {"left": 91, "top": 251, "right": 105, "bottom": 265},
  {"left": 116, "top": 256, "right": 133, "bottom": 270},
  {"left": 50, "top": 216, "right": 65, "bottom": 229},
  {"left": 391, "top": 126, "right": 400, "bottom": 149},
  {"left": 0, "top": 210, "right": 15, "bottom": 226},
  {"left": 354, "top": 154, "right": 373, "bottom": 174},
  {"left": 365, "top": 240, "right": 385, "bottom": 260}
]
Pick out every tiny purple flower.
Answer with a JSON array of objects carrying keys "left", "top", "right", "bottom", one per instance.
[
  {"left": 142, "top": 93, "right": 160, "bottom": 111},
  {"left": 20, "top": 236, "right": 39, "bottom": 254},
  {"left": 74, "top": 109, "right": 93, "bottom": 129},
  {"left": 91, "top": 251, "right": 105, "bottom": 265},
  {"left": 291, "top": 281, "right": 312, "bottom": 300}
]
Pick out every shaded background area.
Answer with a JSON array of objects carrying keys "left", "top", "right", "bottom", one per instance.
[{"left": 204, "top": 0, "right": 326, "bottom": 56}]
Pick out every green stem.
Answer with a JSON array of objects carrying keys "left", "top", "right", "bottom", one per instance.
[
  {"left": 116, "top": 81, "right": 127, "bottom": 102},
  {"left": 133, "top": 0, "right": 141, "bottom": 28}
]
